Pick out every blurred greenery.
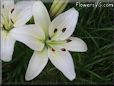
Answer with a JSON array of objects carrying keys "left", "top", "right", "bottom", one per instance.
[{"left": 2, "top": 0, "right": 114, "bottom": 85}]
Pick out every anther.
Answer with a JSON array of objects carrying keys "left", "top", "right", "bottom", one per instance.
[
  {"left": 2, "top": 5, "right": 4, "bottom": 8},
  {"left": 11, "top": 8, "right": 14, "bottom": 13},
  {"left": 2, "top": 25, "right": 5, "bottom": 29},
  {"left": 54, "top": 28, "right": 57, "bottom": 33},
  {"left": 66, "top": 39, "right": 72, "bottom": 43},
  {"left": 49, "top": 37, "right": 51, "bottom": 40},
  {"left": 61, "top": 48, "right": 66, "bottom": 51},
  {"left": 52, "top": 48, "right": 55, "bottom": 52},
  {"left": 62, "top": 28, "right": 66, "bottom": 32},
  {"left": 11, "top": 19, "right": 14, "bottom": 24}
]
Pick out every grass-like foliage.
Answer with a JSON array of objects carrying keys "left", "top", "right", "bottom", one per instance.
[{"left": 2, "top": 1, "right": 114, "bottom": 85}]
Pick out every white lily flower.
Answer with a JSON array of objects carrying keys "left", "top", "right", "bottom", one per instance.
[
  {"left": 1, "top": 0, "right": 34, "bottom": 62},
  {"left": 11, "top": 1, "right": 88, "bottom": 81}
]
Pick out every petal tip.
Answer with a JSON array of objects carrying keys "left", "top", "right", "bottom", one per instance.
[
  {"left": 1, "top": 57, "right": 12, "bottom": 62},
  {"left": 70, "top": 8, "right": 79, "bottom": 15},
  {"left": 25, "top": 73, "right": 33, "bottom": 81},
  {"left": 68, "top": 73, "right": 76, "bottom": 81},
  {"left": 83, "top": 42, "right": 88, "bottom": 52},
  {"left": 80, "top": 44, "right": 88, "bottom": 52},
  {"left": 25, "top": 76, "right": 29, "bottom": 81},
  {"left": 33, "top": 1, "right": 43, "bottom": 7}
]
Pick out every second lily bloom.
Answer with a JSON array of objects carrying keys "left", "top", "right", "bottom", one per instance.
[{"left": 1, "top": 0, "right": 34, "bottom": 61}]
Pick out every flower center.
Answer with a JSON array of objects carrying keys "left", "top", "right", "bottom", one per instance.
[
  {"left": 1, "top": 8, "right": 14, "bottom": 32},
  {"left": 46, "top": 39, "right": 64, "bottom": 47},
  {"left": 40, "top": 27, "right": 72, "bottom": 52},
  {"left": 43, "top": 27, "right": 71, "bottom": 52},
  {"left": 43, "top": 36, "right": 66, "bottom": 52},
  {"left": 2, "top": 20, "right": 14, "bottom": 32}
]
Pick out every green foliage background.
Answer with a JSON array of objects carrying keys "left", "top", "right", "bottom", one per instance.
[{"left": 2, "top": 0, "right": 114, "bottom": 85}]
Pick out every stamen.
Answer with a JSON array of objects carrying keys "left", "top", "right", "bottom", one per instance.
[
  {"left": 2, "top": 25, "right": 9, "bottom": 31},
  {"left": 49, "top": 37, "right": 51, "bottom": 40},
  {"left": 11, "top": 19, "right": 14, "bottom": 24},
  {"left": 52, "top": 48, "right": 55, "bottom": 52},
  {"left": 62, "top": 28, "right": 66, "bottom": 32},
  {"left": 54, "top": 28, "right": 57, "bottom": 33},
  {"left": 66, "top": 39, "right": 72, "bottom": 43},
  {"left": 11, "top": 8, "right": 14, "bottom": 13},
  {"left": 61, "top": 48, "right": 66, "bottom": 51},
  {"left": 2, "top": 25, "right": 5, "bottom": 29},
  {"left": 2, "top": 5, "right": 4, "bottom": 8}
]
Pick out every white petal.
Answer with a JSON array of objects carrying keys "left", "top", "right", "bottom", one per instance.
[
  {"left": 1, "top": 0, "right": 14, "bottom": 20},
  {"left": 25, "top": 48, "right": 48, "bottom": 81},
  {"left": 11, "top": 1, "right": 34, "bottom": 27},
  {"left": 49, "top": 8, "right": 79, "bottom": 40},
  {"left": 1, "top": 16, "right": 4, "bottom": 25},
  {"left": 10, "top": 25, "right": 45, "bottom": 51},
  {"left": 65, "top": 37, "right": 88, "bottom": 52},
  {"left": 33, "top": 1, "right": 51, "bottom": 33},
  {"left": 48, "top": 48, "right": 76, "bottom": 81},
  {"left": 1, "top": 0, "right": 14, "bottom": 12},
  {"left": 1, "top": 30, "right": 16, "bottom": 62}
]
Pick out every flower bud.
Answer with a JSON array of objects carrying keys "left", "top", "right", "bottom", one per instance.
[{"left": 50, "top": 0, "right": 69, "bottom": 18}]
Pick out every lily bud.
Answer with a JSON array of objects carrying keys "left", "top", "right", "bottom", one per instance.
[{"left": 50, "top": 0, "right": 69, "bottom": 18}]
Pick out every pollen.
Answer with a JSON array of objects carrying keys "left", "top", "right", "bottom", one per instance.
[
  {"left": 49, "top": 37, "right": 51, "bottom": 40},
  {"left": 54, "top": 28, "right": 57, "bottom": 33},
  {"left": 52, "top": 48, "right": 55, "bottom": 52},
  {"left": 61, "top": 48, "right": 66, "bottom": 51},
  {"left": 66, "top": 39, "right": 72, "bottom": 43},
  {"left": 11, "top": 8, "right": 14, "bottom": 13},
  {"left": 62, "top": 28, "right": 66, "bottom": 32}
]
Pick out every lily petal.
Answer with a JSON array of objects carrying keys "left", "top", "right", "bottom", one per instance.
[
  {"left": 48, "top": 48, "right": 76, "bottom": 81},
  {"left": 11, "top": 25, "right": 45, "bottom": 51},
  {"left": 25, "top": 48, "right": 48, "bottom": 81},
  {"left": 1, "top": 30, "right": 15, "bottom": 62},
  {"left": 1, "top": 0, "right": 14, "bottom": 13},
  {"left": 1, "top": 0, "right": 14, "bottom": 20},
  {"left": 33, "top": 1, "right": 51, "bottom": 33},
  {"left": 11, "top": 1, "right": 34, "bottom": 27},
  {"left": 65, "top": 37, "right": 88, "bottom": 52},
  {"left": 49, "top": 8, "right": 79, "bottom": 40},
  {"left": 1, "top": 16, "right": 4, "bottom": 26}
]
